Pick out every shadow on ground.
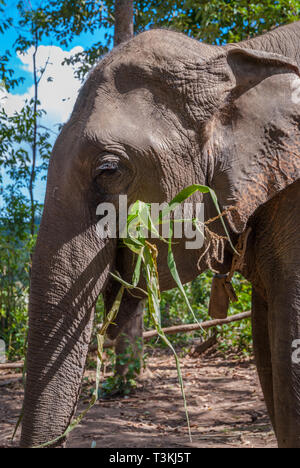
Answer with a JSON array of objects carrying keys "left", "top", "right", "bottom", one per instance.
[{"left": 0, "top": 350, "right": 276, "bottom": 448}]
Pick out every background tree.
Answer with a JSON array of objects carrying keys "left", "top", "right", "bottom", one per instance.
[
  {"left": 0, "top": 0, "right": 52, "bottom": 357},
  {"left": 114, "top": 0, "right": 134, "bottom": 46},
  {"left": 44, "top": 0, "right": 300, "bottom": 81}
]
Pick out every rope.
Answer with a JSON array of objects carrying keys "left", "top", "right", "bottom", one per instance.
[{"left": 227, "top": 227, "right": 252, "bottom": 282}]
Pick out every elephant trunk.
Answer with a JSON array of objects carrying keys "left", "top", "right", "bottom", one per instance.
[{"left": 20, "top": 197, "right": 116, "bottom": 448}]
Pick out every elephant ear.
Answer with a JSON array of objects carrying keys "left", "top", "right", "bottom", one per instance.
[{"left": 206, "top": 47, "right": 300, "bottom": 233}]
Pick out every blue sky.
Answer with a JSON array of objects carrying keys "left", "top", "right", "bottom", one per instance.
[
  {"left": 1, "top": 0, "right": 113, "bottom": 204},
  {"left": 3, "top": 1, "right": 110, "bottom": 90}
]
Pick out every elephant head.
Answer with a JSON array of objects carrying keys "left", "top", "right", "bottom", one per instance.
[{"left": 21, "top": 25, "right": 300, "bottom": 447}]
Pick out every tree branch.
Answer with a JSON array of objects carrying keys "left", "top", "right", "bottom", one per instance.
[
  {"left": 142, "top": 311, "right": 251, "bottom": 340},
  {"left": 0, "top": 311, "right": 251, "bottom": 371}
]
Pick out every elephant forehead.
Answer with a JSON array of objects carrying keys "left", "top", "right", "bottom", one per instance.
[{"left": 85, "top": 86, "right": 177, "bottom": 152}]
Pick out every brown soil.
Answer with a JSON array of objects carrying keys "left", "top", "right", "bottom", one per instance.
[{"left": 0, "top": 349, "right": 276, "bottom": 448}]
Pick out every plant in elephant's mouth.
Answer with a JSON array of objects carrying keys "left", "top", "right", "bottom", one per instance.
[
  {"left": 110, "top": 184, "right": 235, "bottom": 442},
  {"left": 16, "top": 184, "right": 234, "bottom": 448}
]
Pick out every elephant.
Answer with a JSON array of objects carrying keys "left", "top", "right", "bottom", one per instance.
[{"left": 20, "top": 20, "right": 300, "bottom": 448}]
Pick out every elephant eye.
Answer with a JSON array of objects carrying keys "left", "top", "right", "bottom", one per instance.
[
  {"left": 93, "top": 155, "right": 131, "bottom": 194},
  {"left": 93, "top": 158, "right": 122, "bottom": 192},
  {"left": 96, "top": 160, "right": 119, "bottom": 175}
]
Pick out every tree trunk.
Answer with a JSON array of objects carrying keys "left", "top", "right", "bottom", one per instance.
[{"left": 114, "top": 0, "right": 134, "bottom": 47}]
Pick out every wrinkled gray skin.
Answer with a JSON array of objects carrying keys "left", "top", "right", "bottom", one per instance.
[{"left": 21, "top": 21, "right": 300, "bottom": 448}]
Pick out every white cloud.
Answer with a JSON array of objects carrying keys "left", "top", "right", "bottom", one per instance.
[{"left": 0, "top": 45, "right": 84, "bottom": 123}]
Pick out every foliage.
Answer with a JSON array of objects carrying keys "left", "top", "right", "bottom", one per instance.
[
  {"left": 135, "top": 0, "right": 300, "bottom": 42},
  {"left": 0, "top": 188, "right": 35, "bottom": 359},
  {"left": 146, "top": 272, "right": 253, "bottom": 356},
  {"left": 10, "top": 1, "right": 114, "bottom": 81},
  {"left": 0, "top": 1, "right": 52, "bottom": 360},
  {"left": 0, "top": 0, "right": 23, "bottom": 91},
  {"left": 99, "top": 337, "right": 145, "bottom": 397},
  {"left": 32, "top": 0, "right": 300, "bottom": 80},
  {"left": 0, "top": 104, "right": 51, "bottom": 194},
  {"left": 93, "top": 271, "right": 252, "bottom": 363}
]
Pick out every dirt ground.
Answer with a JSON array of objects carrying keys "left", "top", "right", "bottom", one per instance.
[{"left": 0, "top": 348, "right": 276, "bottom": 448}]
